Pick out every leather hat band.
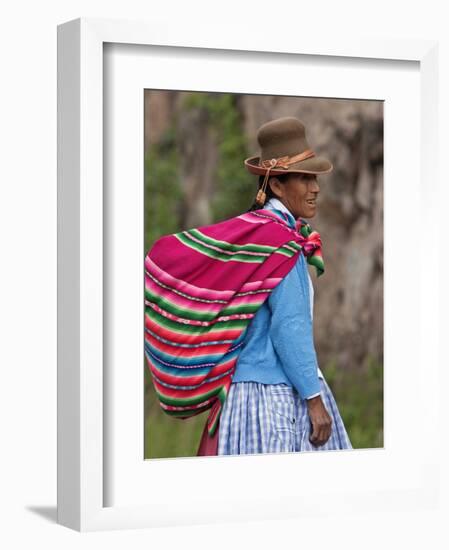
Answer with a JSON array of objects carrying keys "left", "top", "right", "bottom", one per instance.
[{"left": 260, "top": 148, "right": 315, "bottom": 170}]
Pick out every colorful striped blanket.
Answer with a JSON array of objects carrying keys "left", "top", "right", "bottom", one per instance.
[{"left": 144, "top": 208, "right": 324, "bottom": 438}]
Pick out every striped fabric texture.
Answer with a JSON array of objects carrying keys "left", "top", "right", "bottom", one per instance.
[{"left": 144, "top": 208, "right": 324, "bottom": 437}]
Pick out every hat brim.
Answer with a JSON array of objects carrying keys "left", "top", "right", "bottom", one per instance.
[{"left": 244, "top": 155, "right": 333, "bottom": 176}]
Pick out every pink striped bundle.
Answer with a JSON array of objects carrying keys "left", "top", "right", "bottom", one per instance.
[{"left": 144, "top": 208, "right": 323, "bottom": 437}]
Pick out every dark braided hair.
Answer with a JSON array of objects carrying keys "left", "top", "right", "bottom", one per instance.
[{"left": 246, "top": 173, "right": 291, "bottom": 212}]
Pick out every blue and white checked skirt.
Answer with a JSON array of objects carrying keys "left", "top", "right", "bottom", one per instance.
[{"left": 217, "top": 377, "right": 353, "bottom": 455}]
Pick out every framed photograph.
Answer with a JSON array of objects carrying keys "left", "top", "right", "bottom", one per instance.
[{"left": 57, "top": 17, "right": 440, "bottom": 531}]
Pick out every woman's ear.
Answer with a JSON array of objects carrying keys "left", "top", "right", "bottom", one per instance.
[{"left": 268, "top": 177, "right": 283, "bottom": 198}]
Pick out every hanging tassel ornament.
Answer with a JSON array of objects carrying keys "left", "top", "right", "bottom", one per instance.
[
  {"left": 255, "top": 158, "right": 278, "bottom": 206},
  {"left": 255, "top": 187, "right": 266, "bottom": 206}
]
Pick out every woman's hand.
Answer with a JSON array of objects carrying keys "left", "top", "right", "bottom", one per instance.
[{"left": 306, "top": 395, "right": 332, "bottom": 446}]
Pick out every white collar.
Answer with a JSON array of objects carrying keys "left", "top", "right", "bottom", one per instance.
[{"left": 265, "top": 197, "right": 295, "bottom": 219}]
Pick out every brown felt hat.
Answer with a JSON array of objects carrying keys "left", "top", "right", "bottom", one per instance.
[
  {"left": 244, "top": 116, "right": 333, "bottom": 177},
  {"left": 244, "top": 117, "right": 333, "bottom": 206}
]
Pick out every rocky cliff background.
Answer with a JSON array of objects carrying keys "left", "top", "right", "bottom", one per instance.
[{"left": 144, "top": 90, "right": 383, "bottom": 458}]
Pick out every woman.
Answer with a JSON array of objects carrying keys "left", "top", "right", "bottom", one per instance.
[
  {"left": 217, "top": 116, "right": 353, "bottom": 455},
  {"left": 145, "top": 115, "right": 352, "bottom": 457}
]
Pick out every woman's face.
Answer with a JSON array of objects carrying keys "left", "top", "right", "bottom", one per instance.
[{"left": 269, "top": 173, "right": 320, "bottom": 219}]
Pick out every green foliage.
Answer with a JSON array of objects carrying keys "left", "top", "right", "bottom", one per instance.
[
  {"left": 323, "top": 355, "right": 384, "bottom": 449},
  {"left": 144, "top": 92, "right": 256, "bottom": 252},
  {"left": 182, "top": 92, "right": 255, "bottom": 220},
  {"left": 144, "top": 125, "right": 183, "bottom": 254},
  {"left": 144, "top": 365, "right": 208, "bottom": 458}
]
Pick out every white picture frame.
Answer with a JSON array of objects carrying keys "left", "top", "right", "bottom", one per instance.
[{"left": 57, "top": 17, "right": 441, "bottom": 532}]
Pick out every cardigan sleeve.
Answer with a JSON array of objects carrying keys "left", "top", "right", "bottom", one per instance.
[{"left": 268, "top": 252, "right": 322, "bottom": 400}]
